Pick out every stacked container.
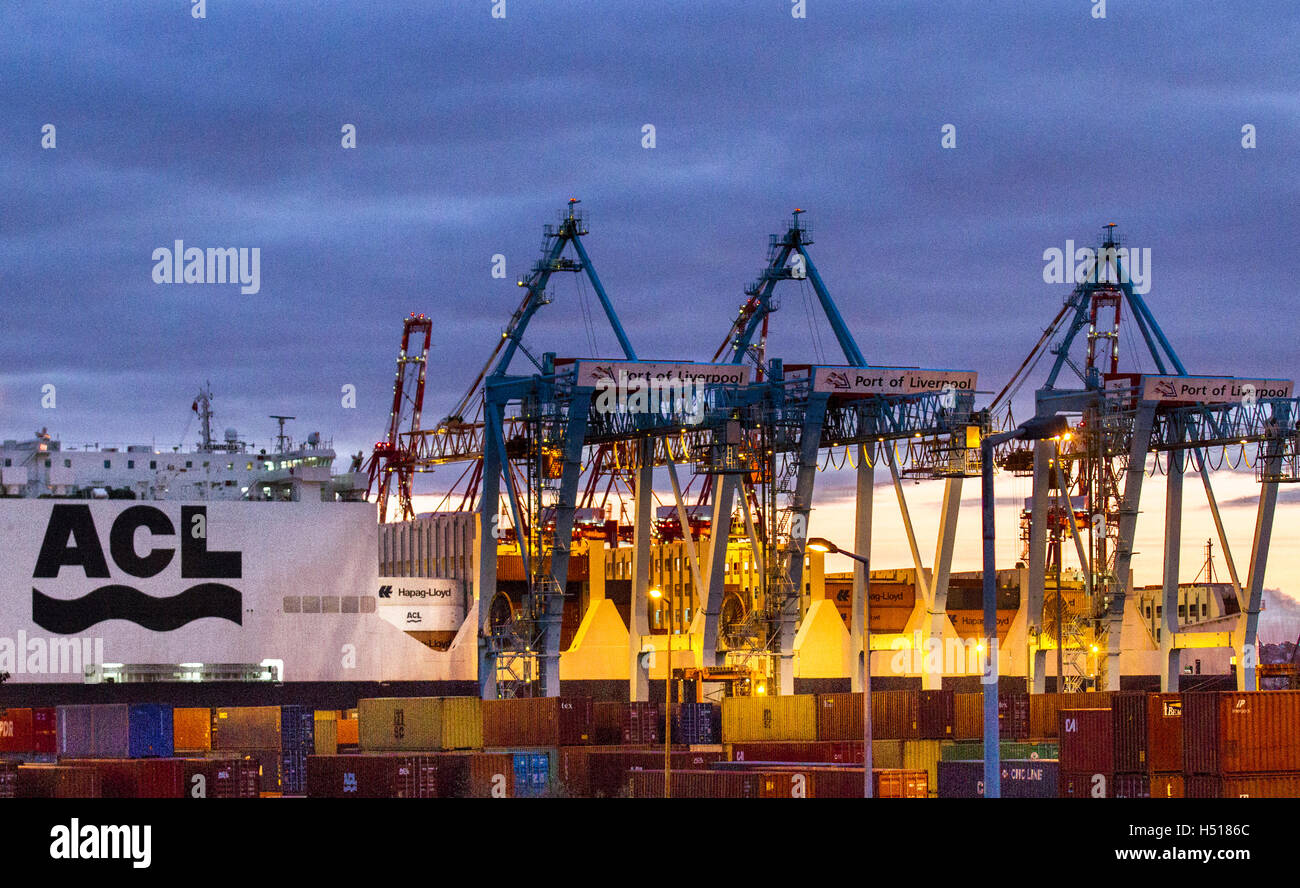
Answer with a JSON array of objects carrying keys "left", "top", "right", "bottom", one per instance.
[
  {"left": 210, "top": 706, "right": 281, "bottom": 792},
  {"left": 937, "top": 759, "right": 1058, "bottom": 798},
  {"left": 1183, "top": 690, "right": 1300, "bottom": 798},
  {"left": 280, "top": 705, "right": 315, "bottom": 794},
  {"left": 57, "top": 704, "right": 173, "bottom": 758},
  {"left": 1112, "top": 692, "right": 1182, "bottom": 794},
  {"left": 482, "top": 697, "right": 593, "bottom": 747},
  {"left": 172, "top": 707, "right": 212, "bottom": 754},
  {"left": 1057, "top": 707, "right": 1112, "bottom": 797},
  {"left": 0, "top": 707, "right": 56, "bottom": 756},
  {"left": 673, "top": 702, "right": 719, "bottom": 744},
  {"left": 623, "top": 701, "right": 660, "bottom": 745}
]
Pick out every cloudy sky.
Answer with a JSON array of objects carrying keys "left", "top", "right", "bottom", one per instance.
[{"left": 4, "top": 2, "right": 1297, "bottom": 634}]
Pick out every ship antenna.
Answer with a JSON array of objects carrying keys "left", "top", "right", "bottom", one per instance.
[{"left": 270, "top": 415, "right": 296, "bottom": 454}]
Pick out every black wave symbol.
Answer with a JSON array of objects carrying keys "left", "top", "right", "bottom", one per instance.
[{"left": 32, "top": 584, "right": 243, "bottom": 633}]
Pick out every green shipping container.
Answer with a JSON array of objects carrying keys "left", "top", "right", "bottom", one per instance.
[
  {"left": 941, "top": 740, "right": 1059, "bottom": 761},
  {"left": 313, "top": 718, "right": 338, "bottom": 756}
]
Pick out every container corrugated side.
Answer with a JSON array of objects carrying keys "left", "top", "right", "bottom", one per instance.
[
  {"left": 584, "top": 749, "right": 726, "bottom": 797},
  {"left": 62, "top": 758, "right": 187, "bottom": 798},
  {"left": 128, "top": 704, "right": 174, "bottom": 757},
  {"left": 0, "top": 708, "right": 34, "bottom": 754},
  {"left": 953, "top": 694, "right": 981, "bottom": 740},
  {"left": 1186, "top": 773, "right": 1300, "bottom": 798},
  {"left": 0, "top": 760, "right": 16, "bottom": 799},
  {"left": 1029, "top": 691, "right": 1114, "bottom": 738},
  {"left": 173, "top": 707, "right": 213, "bottom": 753},
  {"left": 936, "top": 759, "right": 1057, "bottom": 798},
  {"left": 57, "top": 704, "right": 130, "bottom": 758},
  {"left": 627, "top": 769, "right": 759, "bottom": 798},
  {"left": 211, "top": 706, "right": 281, "bottom": 750},
  {"left": 593, "top": 702, "right": 624, "bottom": 745},
  {"left": 1058, "top": 708, "right": 1112, "bottom": 774},
  {"left": 482, "top": 698, "right": 593, "bottom": 747},
  {"left": 314, "top": 719, "right": 338, "bottom": 756},
  {"left": 1185, "top": 691, "right": 1300, "bottom": 775},
  {"left": 440, "top": 697, "right": 483, "bottom": 750},
  {"left": 722, "top": 695, "right": 817, "bottom": 742},
  {"left": 1149, "top": 772, "right": 1184, "bottom": 799},
  {"left": 1059, "top": 771, "right": 1111, "bottom": 798},
  {"left": 941, "top": 740, "right": 1058, "bottom": 761},
  {"left": 16, "top": 764, "right": 102, "bottom": 798},
  {"left": 817, "top": 692, "right": 917, "bottom": 741},
  {"left": 901, "top": 740, "right": 944, "bottom": 797},
  {"left": 359, "top": 698, "right": 442, "bottom": 751},
  {"left": 916, "top": 690, "right": 954, "bottom": 739},
  {"left": 336, "top": 717, "right": 359, "bottom": 747},
  {"left": 1147, "top": 694, "right": 1183, "bottom": 773}
]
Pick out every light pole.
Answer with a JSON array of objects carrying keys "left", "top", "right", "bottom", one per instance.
[
  {"left": 807, "top": 537, "right": 872, "bottom": 799},
  {"left": 649, "top": 588, "right": 671, "bottom": 798},
  {"left": 980, "top": 414, "right": 1069, "bottom": 798}
]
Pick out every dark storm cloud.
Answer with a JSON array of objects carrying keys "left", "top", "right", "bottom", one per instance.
[{"left": 1, "top": 1, "right": 1296, "bottom": 477}]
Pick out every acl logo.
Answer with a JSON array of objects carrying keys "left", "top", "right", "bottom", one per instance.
[{"left": 31, "top": 504, "right": 242, "bottom": 633}]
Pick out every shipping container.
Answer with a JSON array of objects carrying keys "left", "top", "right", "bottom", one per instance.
[
  {"left": 214, "top": 749, "right": 281, "bottom": 793},
  {"left": 1184, "top": 691, "right": 1300, "bottom": 775},
  {"left": 441, "top": 697, "right": 483, "bottom": 750},
  {"left": 954, "top": 692, "right": 1030, "bottom": 742},
  {"left": 1059, "top": 771, "right": 1111, "bottom": 798},
  {"left": 727, "top": 739, "right": 900, "bottom": 767},
  {"left": 307, "top": 754, "right": 406, "bottom": 798},
  {"left": 512, "top": 751, "right": 552, "bottom": 797},
  {"left": 817, "top": 691, "right": 918, "bottom": 741},
  {"left": 624, "top": 701, "right": 661, "bottom": 745},
  {"left": 16, "top": 764, "right": 102, "bottom": 798},
  {"left": 627, "top": 769, "right": 759, "bottom": 798},
  {"left": 916, "top": 690, "right": 954, "bottom": 739},
  {"left": 211, "top": 706, "right": 281, "bottom": 750},
  {"left": 1029, "top": 692, "right": 1113, "bottom": 738},
  {"left": 941, "top": 740, "right": 1058, "bottom": 761},
  {"left": 1112, "top": 693, "right": 1182, "bottom": 774},
  {"left": 0, "top": 708, "right": 34, "bottom": 754},
  {"left": 1058, "top": 708, "right": 1113, "bottom": 775},
  {"left": 723, "top": 695, "right": 817, "bottom": 743},
  {"left": 581, "top": 749, "right": 726, "bottom": 797},
  {"left": 593, "top": 702, "right": 624, "bottom": 745},
  {"left": 1186, "top": 773, "right": 1300, "bottom": 798},
  {"left": 1149, "top": 772, "right": 1184, "bottom": 799},
  {"left": 482, "top": 698, "right": 593, "bottom": 747},
  {"left": 1000, "top": 692, "right": 1030, "bottom": 740},
  {"left": 359, "top": 697, "right": 441, "bottom": 751},
  {"left": 0, "top": 760, "right": 16, "bottom": 799},
  {"left": 314, "top": 718, "right": 338, "bottom": 756},
  {"left": 901, "top": 740, "right": 944, "bottom": 797},
  {"left": 181, "top": 757, "right": 260, "bottom": 799},
  {"left": 336, "top": 717, "right": 359, "bottom": 748},
  {"left": 874, "top": 769, "right": 929, "bottom": 799},
  {"left": 62, "top": 758, "right": 187, "bottom": 798},
  {"left": 806, "top": 768, "right": 927, "bottom": 799},
  {"left": 462, "top": 752, "right": 516, "bottom": 798},
  {"left": 674, "top": 702, "right": 719, "bottom": 745},
  {"left": 57, "top": 704, "right": 173, "bottom": 758},
  {"left": 937, "top": 759, "right": 1058, "bottom": 798},
  {"left": 173, "top": 707, "right": 213, "bottom": 753}
]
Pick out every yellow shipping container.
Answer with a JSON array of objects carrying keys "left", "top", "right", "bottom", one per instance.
[
  {"left": 901, "top": 740, "right": 951, "bottom": 797},
  {"left": 872, "top": 739, "right": 904, "bottom": 770},
  {"left": 173, "top": 707, "right": 212, "bottom": 752},
  {"left": 359, "top": 697, "right": 442, "bottom": 751},
  {"left": 313, "top": 709, "right": 339, "bottom": 722},
  {"left": 314, "top": 718, "right": 338, "bottom": 755},
  {"left": 440, "top": 697, "right": 483, "bottom": 750},
  {"left": 721, "top": 695, "right": 818, "bottom": 743}
]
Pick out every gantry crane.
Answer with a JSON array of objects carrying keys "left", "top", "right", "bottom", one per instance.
[
  {"left": 366, "top": 313, "right": 433, "bottom": 523},
  {"left": 994, "top": 225, "right": 1298, "bottom": 692}
]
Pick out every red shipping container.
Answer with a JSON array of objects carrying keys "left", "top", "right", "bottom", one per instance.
[
  {"left": 739, "top": 765, "right": 925, "bottom": 798},
  {"left": 1113, "top": 693, "right": 1182, "bottom": 774},
  {"left": 181, "top": 758, "right": 260, "bottom": 799},
  {"left": 592, "top": 702, "right": 624, "bottom": 745},
  {"left": 0, "top": 708, "right": 33, "bottom": 754},
  {"left": 1000, "top": 692, "right": 1030, "bottom": 740},
  {"left": 627, "top": 769, "right": 759, "bottom": 798},
  {"left": 623, "top": 702, "right": 661, "bottom": 745},
  {"left": 1058, "top": 708, "right": 1113, "bottom": 774},
  {"left": 916, "top": 690, "right": 954, "bottom": 739},
  {"left": 16, "top": 764, "right": 102, "bottom": 798},
  {"left": 1112, "top": 772, "right": 1150, "bottom": 798},
  {"left": 1186, "top": 773, "right": 1300, "bottom": 798},
  {"left": 61, "top": 758, "right": 187, "bottom": 798},
  {"left": 32, "top": 708, "right": 56, "bottom": 754},
  {"left": 482, "top": 698, "right": 593, "bottom": 747},
  {"left": 1184, "top": 691, "right": 1300, "bottom": 775}
]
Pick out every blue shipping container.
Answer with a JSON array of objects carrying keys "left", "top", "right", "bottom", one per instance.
[
  {"left": 279, "top": 706, "right": 314, "bottom": 794},
  {"left": 674, "top": 703, "right": 718, "bottom": 744},
  {"left": 512, "top": 752, "right": 551, "bottom": 798},
  {"left": 128, "top": 704, "right": 174, "bottom": 758},
  {"left": 936, "top": 759, "right": 1059, "bottom": 799}
]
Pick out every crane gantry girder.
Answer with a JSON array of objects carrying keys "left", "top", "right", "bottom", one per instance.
[{"left": 1012, "top": 226, "right": 1296, "bottom": 694}]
